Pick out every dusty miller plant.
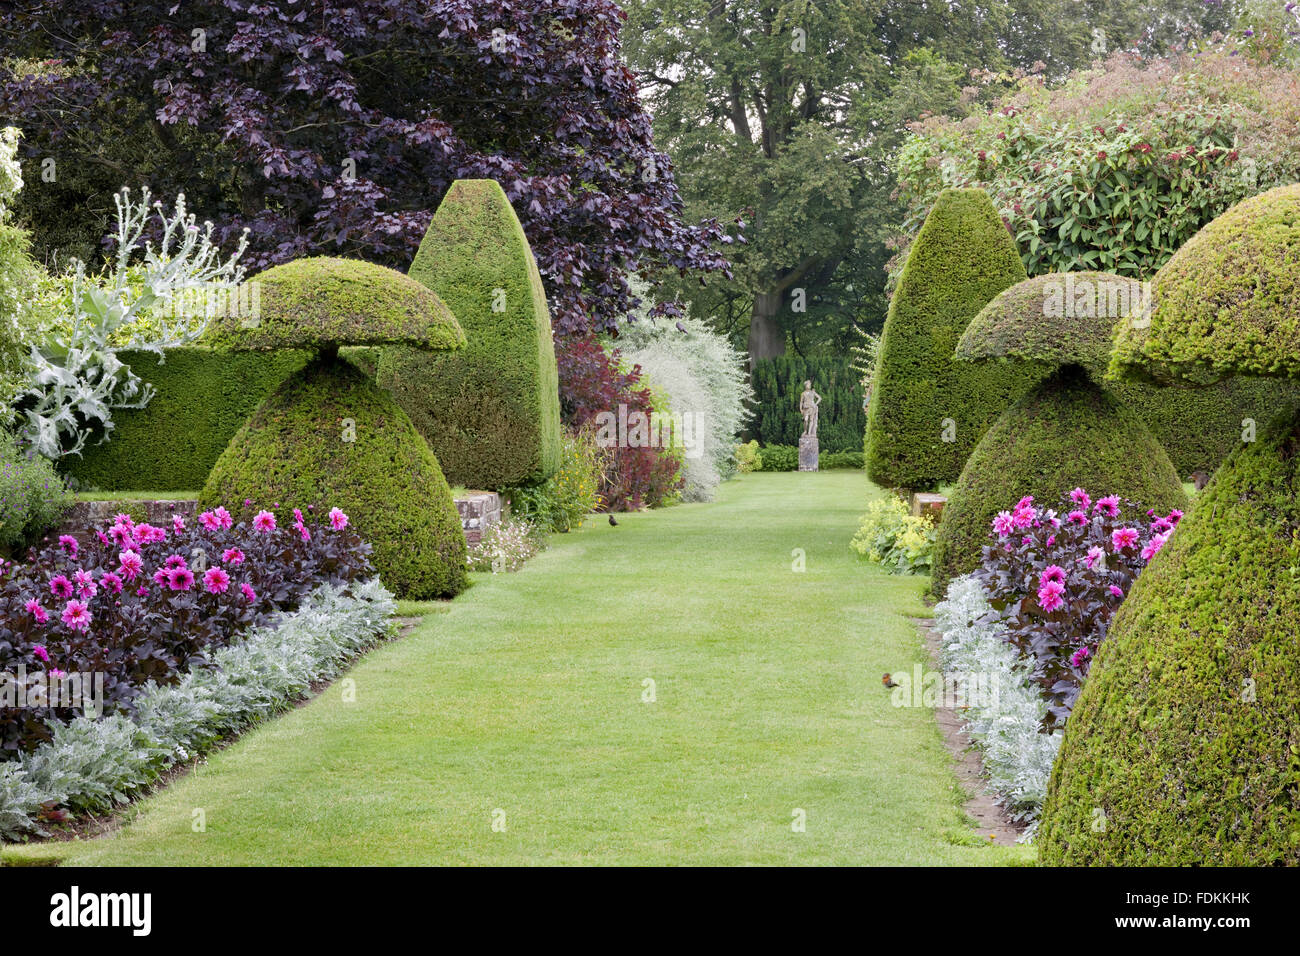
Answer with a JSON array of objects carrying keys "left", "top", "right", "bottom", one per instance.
[{"left": 16, "top": 187, "right": 248, "bottom": 460}]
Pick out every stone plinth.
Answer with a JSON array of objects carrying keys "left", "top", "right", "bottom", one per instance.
[
  {"left": 455, "top": 491, "right": 502, "bottom": 545},
  {"left": 798, "top": 435, "right": 819, "bottom": 472}
]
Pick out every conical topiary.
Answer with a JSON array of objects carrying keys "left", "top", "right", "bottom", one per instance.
[
  {"left": 864, "top": 188, "right": 1033, "bottom": 490},
  {"left": 929, "top": 273, "right": 1185, "bottom": 595},
  {"left": 1039, "top": 184, "right": 1300, "bottom": 864},
  {"left": 376, "top": 179, "right": 562, "bottom": 490},
  {"left": 200, "top": 256, "right": 470, "bottom": 599}
]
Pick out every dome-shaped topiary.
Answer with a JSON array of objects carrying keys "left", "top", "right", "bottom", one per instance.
[
  {"left": 865, "top": 188, "right": 1035, "bottom": 490},
  {"left": 204, "top": 256, "right": 465, "bottom": 353},
  {"left": 199, "top": 356, "right": 467, "bottom": 599},
  {"left": 1040, "top": 186, "right": 1300, "bottom": 864},
  {"left": 929, "top": 365, "right": 1185, "bottom": 594},
  {"left": 1110, "top": 182, "right": 1300, "bottom": 385},
  {"left": 376, "top": 179, "right": 562, "bottom": 489}
]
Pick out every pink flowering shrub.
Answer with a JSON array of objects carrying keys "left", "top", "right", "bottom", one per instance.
[
  {"left": 0, "top": 506, "right": 372, "bottom": 756},
  {"left": 973, "top": 488, "right": 1182, "bottom": 730}
]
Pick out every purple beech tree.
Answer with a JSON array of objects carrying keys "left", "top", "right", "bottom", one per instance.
[{"left": 0, "top": 0, "right": 734, "bottom": 334}]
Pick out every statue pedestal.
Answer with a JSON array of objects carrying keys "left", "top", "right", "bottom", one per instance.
[{"left": 798, "top": 435, "right": 819, "bottom": 471}]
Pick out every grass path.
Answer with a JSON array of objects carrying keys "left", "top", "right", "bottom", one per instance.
[{"left": 12, "top": 472, "right": 1028, "bottom": 866}]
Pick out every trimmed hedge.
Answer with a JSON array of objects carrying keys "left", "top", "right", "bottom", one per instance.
[
  {"left": 63, "top": 348, "right": 308, "bottom": 491},
  {"left": 1039, "top": 407, "right": 1300, "bottom": 865},
  {"left": 819, "top": 450, "right": 863, "bottom": 470},
  {"left": 865, "top": 188, "right": 1034, "bottom": 490},
  {"left": 748, "top": 356, "right": 863, "bottom": 452},
  {"left": 200, "top": 356, "right": 467, "bottom": 599},
  {"left": 757, "top": 444, "right": 798, "bottom": 471},
  {"left": 1111, "top": 183, "right": 1300, "bottom": 385},
  {"left": 930, "top": 366, "right": 1186, "bottom": 595},
  {"left": 204, "top": 256, "right": 464, "bottom": 352},
  {"left": 377, "top": 179, "right": 562, "bottom": 490}
]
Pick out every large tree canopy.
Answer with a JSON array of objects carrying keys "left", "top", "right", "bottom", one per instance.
[{"left": 0, "top": 0, "right": 733, "bottom": 334}]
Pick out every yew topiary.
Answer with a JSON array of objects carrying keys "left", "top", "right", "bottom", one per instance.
[
  {"left": 376, "top": 179, "right": 562, "bottom": 490},
  {"left": 930, "top": 273, "right": 1185, "bottom": 595},
  {"left": 200, "top": 256, "right": 469, "bottom": 599},
  {"left": 864, "top": 188, "right": 1034, "bottom": 490},
  {"left": 1040, "top": 184, "right": 1300, "bottom": 865}
]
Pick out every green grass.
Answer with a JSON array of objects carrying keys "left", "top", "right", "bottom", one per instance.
[
  {"left": 10, "top": 472, "right": 1030, "bottom": 866},
  {"left": 74, "top": 490, "right": 200, "bottom": 502}
]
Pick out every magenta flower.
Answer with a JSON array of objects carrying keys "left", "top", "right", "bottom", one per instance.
[
  {"left": 49, "top": 668, "right": 67, "bottom": 679},
  {"left": 1141, "top": 532, "right": 1170, "bottom": 562},
  {"left": 991, "top": 511, "right": 1015, "bottom": 537},
  {"left": 1168, "top": 509, "right": 1184, "bottom": 526},
  {"left": 1070, "top": 646, "right": 1091, "bottom": 668},
  {"left": 214, "top": 506, "right": 233, "bottom": 529},
  {"left": 203, "top": 567, "right": 231, "bottom": 594},
  {"left": 27, "top": 602, "right": 49, "bottom": 625},
  {"left": 118, "top": 550, "right": 143, "bottom": 581},
  {"left": 1066, "top": 510, "right": 1088, "bottom": 526},
  {"left": 49, "top": 575, "right": 73, "bottom": 599},
  {"left": 1108, "top": 584, "right": 1124, "bottom": 598},
  {"left": 222, "top": 548, "right": 245, "bottom": 566},
  {"left": 61, "top": 599, "right": 91, "bottom": 632},
  {"left": 328, "top": 507, "right": 349, "bottom": 531},
  {"left": 199, "top": 510, "right": 221, "bottom": 531},
  {"left": 1046, "top": 534, "right": 1056, "bottom": 547},
  {"left": 109, "top": 524, "right": 136, "bottom": 549},
  {"left": 134, "top": 523, "right": 167, "bottom": 544},
  {"left": 293, "top": 508, "right": 305, "bottom": 524},
  {"left": 166, "top": 567, "right": 195, "bottom": 591},
  {"left": 240, "top": 582, "right": 257, "bottom": 603},
  {"left": 172, "top": 514, "right": 185, "bottom": 533},
  {"left": 253, "top": 510, "right": 277, "bottom": 533},
  {"left": 153, "top": 568, "right": 170, "bottom": 587},
  {"left": 32, "top": 642, "right": 49, "bottom": 661},
  {"left": 1150, "top": 516, "right": 1173, "bottom": 534},
  {"left": 1083, "top": 545, "right": 1104, "bottom": 570},
  {"left": 1111, "top": 527, "right": 1140, "bottom": 551},
  {"left": 1011, "top": 505, "right": 1035, "bottom": 530},
  {"left": 1040, "top": 564, "right": 1066, "bottom": 587},
  {"left": 298, "top": 523, "right": 311, "bottom": 542},
  {"left": 112, "top": 513, "right": 135, "bottom": 530},
  {"left": 95, "top": 530, "right": 110, "bottom": 546},
  {"left": 1069, "top": 487, "right": 1091, "bottom": 510},
  {"left": 1094, "top": 495, "right": 1120, "bottom": 518},
  {"left": 164, "top": 554, "right": 189, "bottom": 570},
  {"left": 58, "top": 534, "right": 79, "bottom": 556},
  {"left": 73, "top": 569, "right": 98, "bottom": 599},
  {"left": 136, "top": 586, "right": 149, "bottom": 597},
  {"left": 1038, "top": 579, "right": 1066, "bottom": 613},
  {"left": 100, "top": 571, "right": 124, "bottom": 595}
]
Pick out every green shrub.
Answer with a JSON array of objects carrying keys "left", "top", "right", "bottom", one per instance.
[
  {"left": 1039, "top": 409, "right": 1300, "bottom": 864},
  {"left": 377, "top": 179, "right": 562, "bottom": 489},
  {"left": 850, "top": 495, "right": 935, "bottom": 575},
  {"left": 0, "top": 429, "right": 72, "bottom": 552},
  {"left": 749, "top": 356, "right": 862, "bottom": 452},
  {"left": 818, "top": 450, "right": 863, "bottom": 470},
  {"left": 865, "top": 188, "right": 1034, "bottom": 490},
  {"left": 930, "top": 366, "right": 1186, "bottom": 595},
  {"left": 734, "top": 439, "right": 760, "bottom": 474},
  {"left": 200, "top": 356, "right": 467, "bottom": 599},
  {"left": 504, "top": 429, "right": 604, "bottom": 533},
  {"left": 62, "top": 348, "right": 308, "bottom": 491},
  {"left": 756, "top": 444, "right": 798, "bottom": 472}
]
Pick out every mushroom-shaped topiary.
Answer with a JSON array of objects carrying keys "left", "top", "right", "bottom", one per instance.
[
  {"left": 930, "top": 272, "right": 1185, "bottom": 595},
  {"left": 1040, "top": 184, "right": 1300, "bottom": 865},
  {"left": 199, "top": 256, "right": 470, "bottom": 599}
]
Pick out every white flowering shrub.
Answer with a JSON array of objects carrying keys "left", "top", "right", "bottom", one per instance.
[
  {"left": 934, "top": 574, "right": 1062, "bottom": 833},
  {"left": 0, "top": 579, "right": 393, "bottom": 840},
  {"left": 467, "top": 515, "right": 548, "bottom": 572}
]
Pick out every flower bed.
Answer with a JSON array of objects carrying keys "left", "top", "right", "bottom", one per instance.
[
  {"left": 0, "top": 579, "right": 394, "bottom": 840},
  {"left": 1, "top": 505, "right": 372, "bottom": 755},
  {"left": 971, "top": 488, "right": 1181, "bottom": 728}
]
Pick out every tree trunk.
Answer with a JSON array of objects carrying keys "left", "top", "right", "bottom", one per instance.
[{"left": 748, "top": 291, "right": 786, "bottom": 371}]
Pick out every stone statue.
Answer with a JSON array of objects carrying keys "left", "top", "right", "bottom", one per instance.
[
  {"left": 798, "top": 380, "right": 821, "bottom": 472},
  {"left": 799, "top": 380, "right": 821, "bottom": 439}
]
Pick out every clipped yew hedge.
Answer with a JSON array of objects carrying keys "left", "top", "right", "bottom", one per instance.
[
  {"left": 865, "top": 188, "right": 1035, "bottom": 490},
  {"left": 748, "top": 356, "right": 863, "bottom": 452},
  {"left": 377, "top": 179, "right": 562, "bottom": 490},
  {"left": 62, "top": 348, "right": 308, "bottom": 491}
]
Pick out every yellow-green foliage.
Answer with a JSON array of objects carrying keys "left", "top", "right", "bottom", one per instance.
[
  {"left": 734, "top": 439, "right": 760, "bottom": 473},
  {"left": 63, "top": 348, "right": 308, "bottom": 491},
  {"left": 1039, "top": 407, "right": 1300, "bottom": 864},
  {"left": 204, "top": 256, "right": 465, "bottom": 352},
  {"left": 930, "top": 366, "right": 1186, "bottom": 595},
  {"left": 850, "top": 494, "right": 936, "bottom": 575},
  {"left": 1110, "top": 183, "right": 1300, "bottom": 385},
  {"left": 865, "top": 188, "right": 1035, "bottom": 490},
  {"left": 504, "top": 429, "right": 604, "bottom": 533},
  {"left": 200, "top": 356, "right": 467, "bottom": 599},
  {"left": 377, "top": 179, "right": 562, "bottom": 489}
]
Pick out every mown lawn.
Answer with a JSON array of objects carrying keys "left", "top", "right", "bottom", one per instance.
[{"left": 9, "top": 471, "right": 1030, "bottom": 866}]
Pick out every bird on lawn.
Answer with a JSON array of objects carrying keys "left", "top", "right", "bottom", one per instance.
[
  {"left": 608, "top": 514, "right": 619, "bottom": 526},
  {"left": 882, "top": 673, "right": 899, "bottom": 688}
]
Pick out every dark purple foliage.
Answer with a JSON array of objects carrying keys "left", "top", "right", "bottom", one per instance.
[
  {"left": 972, "top": 489, "right": 1183, "bottom": 730},
  {"left": 0, "top": 507, "right": 372, "bottom": 756},
  {"left": 0, "top": 0, "right": 734, "bottom": 333}
]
